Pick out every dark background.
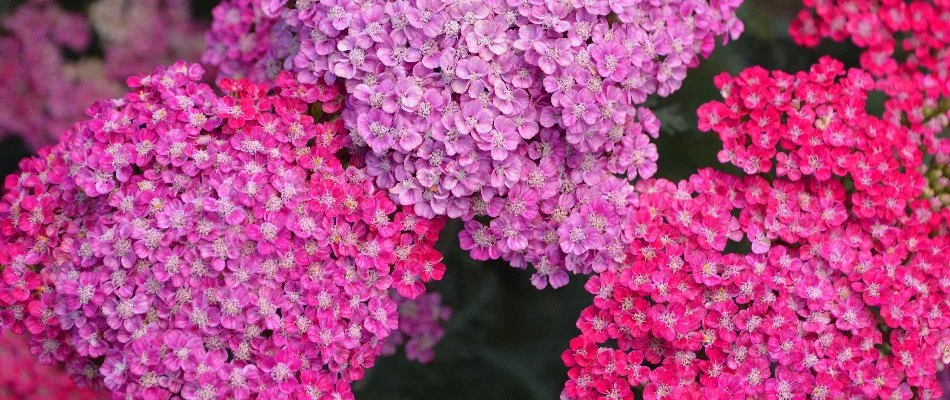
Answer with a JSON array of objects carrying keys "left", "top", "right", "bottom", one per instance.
[{"left": 0, "top": 1, "right": 875, "bottom": 398}]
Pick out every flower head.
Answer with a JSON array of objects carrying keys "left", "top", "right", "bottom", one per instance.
[
  {"left": 564, "top": 60, "right": 950, "bottom": 399},
  {"left": 0, "top": 62, "right": 447, "bottom": 398}
]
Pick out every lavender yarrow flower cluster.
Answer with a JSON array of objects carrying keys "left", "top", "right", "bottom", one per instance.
[
  {"left": 204, "top": 0, "right": 744, "bottom": 288},
  {"left": 0, "top": 0, "right": 206, "bottom": 149},
  {"left": 0, "top": 62, "right": 448, "bottom": 399}
]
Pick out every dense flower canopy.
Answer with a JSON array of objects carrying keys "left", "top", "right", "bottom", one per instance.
[
  {"left": 203, "top": 0, "right": 744, "bottom": 288},
  {"left": 2, "top": 0, "right": 950, "bottom": 398},
  {"left": 0, "top": 62, "right": 448, "bottom": 398},
  {"left": 563, "top": 59, "right": 950, "bottom": 399},
  {"left": 0, "top": 0, "right": 206, "bottom": 149}
]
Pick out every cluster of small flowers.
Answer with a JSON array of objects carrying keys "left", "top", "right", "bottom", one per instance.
[
  {"left": 381, "top": 292, "right": 452, "bottom": 364},
  {"left": 565, "top": 170, "right": 950, "bottom": 399},
  {"left": 0, "top": 332, "right": 106, "bottom": 400},
  {"left": 698, "top": 57, "right": 927, "bottom": 221},
  {"left": 0, "top": 62, "right": 449, "bottom": 399},
  {"left": 562, "top": 61, "right": 950, "bottom": 399},
  {"left": 202, "top": 0, "right": 744, "bottom": 288},
  {"left": 790, "top": 0, "right": 950, "bottom": 75},
  {"left": 790, "top": 0, "right": 950, "bottom": 146},
  {"left": 0, "top": 0, "right": 206, "bottom": 149}
]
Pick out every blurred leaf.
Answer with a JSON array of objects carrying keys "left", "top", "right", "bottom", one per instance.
[{"left": 653, "top": 104, "right": 691, "bottom": 135}]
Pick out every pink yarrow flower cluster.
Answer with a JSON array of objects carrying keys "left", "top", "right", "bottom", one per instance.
[
  {"left": 0, "top": 332, "right": 106, "bottom": 400},
  {"left": 0, "top": 0, "right": 206, "bottom": 149},
  {"left": 0, "top": 62, "right": 448, "bottom": 399},
  {"left": 697, "top": 56, "right": 928, "bottom": 211},
  {"left": 790, "top": 0, "right": 950, "bottom": 147},
  {"left": 203, "top": 0, "right": 744, "bottom": 288},
  {"left": 562, "top": 60, "right": 950, "bottom": 399}
]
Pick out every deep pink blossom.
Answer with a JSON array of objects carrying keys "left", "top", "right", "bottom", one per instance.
[{"left": 563, "top": 60, "right": 950, "bottom": 400}]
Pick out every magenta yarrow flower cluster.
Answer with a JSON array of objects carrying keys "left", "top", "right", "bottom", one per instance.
[
  {"left": 203, "top": 0, "right": 744, "bottom": 288},
  {"left": 0, "top": 62, "right": 449, "bottom": 399},
  {"left": 0, "top": 332, "right": 106, "bottom": 400},
  {"left": 0, "top": 0, "right": 206, "bottom": 149},
  {"left": 791, "top": 0, "right": 950, "bottom": 146},
  {"left": 562, "top": 59, "right": 950, "bottom": 399}
]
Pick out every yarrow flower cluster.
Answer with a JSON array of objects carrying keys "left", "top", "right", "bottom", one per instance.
[
  {"left": 562, "top": 60, "right": 950, "bottom": 399},
  {"left": 0, "top": 62, "right": 449, "bottom": 399},
  {"left": 0, "top": 332, "right": 106, "bottom": 400},
  {"left": 790, "top": 0, "right": 950, "bottom": 144},
  {"left": 203, "top": 0, "right": 744, "bottom": 288},
  {"left": 0, "top": 0, "right": 206, "bottom": 149}
]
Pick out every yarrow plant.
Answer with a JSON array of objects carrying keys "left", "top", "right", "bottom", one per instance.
[
  {"left": 0, "top": 332, "right": 106, "bottom": 399},
  {"left": 0, "top": 62, "right": 449, "bottom": 399},
  {"left": 562, "top": 58, "right": 950, "bottom": 399},
  {"left": 0, "top": 0, "right": 206, "bottom": 149},
  {"left": 202, "top": 0, "right": 744, "bottom": 288}
]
